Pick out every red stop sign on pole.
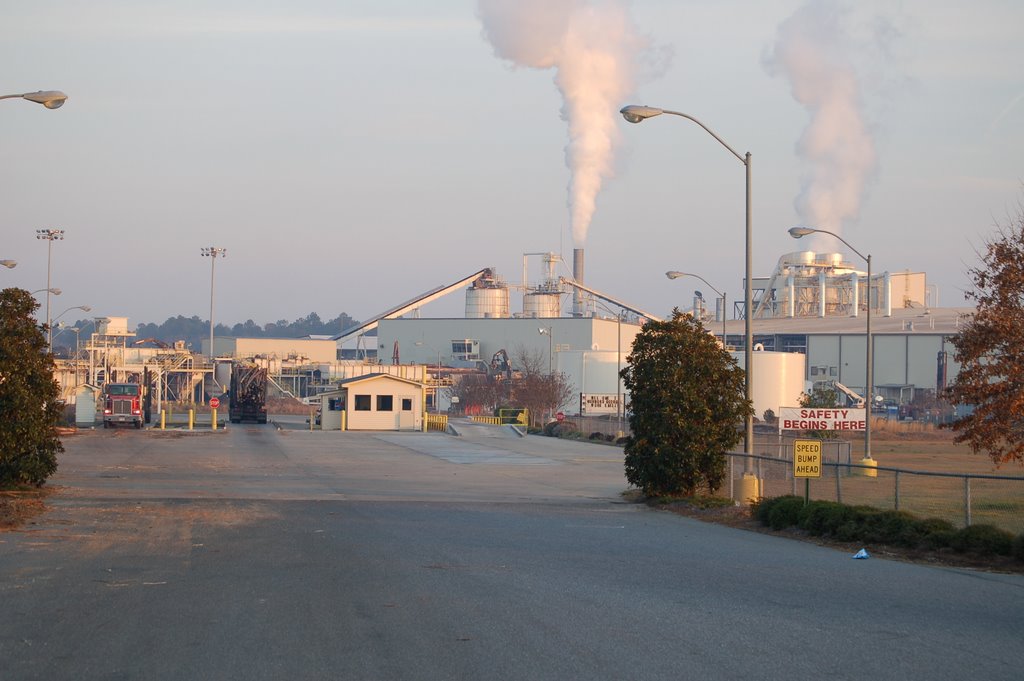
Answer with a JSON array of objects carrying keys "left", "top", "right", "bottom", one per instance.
[
  {"left": 556, "top": 411, "right": 565, "bottom": 422},
  {"left": 210, "top": 397, "right": 220, "bottom": 409}
]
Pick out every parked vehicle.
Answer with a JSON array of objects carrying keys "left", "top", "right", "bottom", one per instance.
[
  {"left": 102, "top": 382, "right": 143, "bottom": 429},
  {"left": 228, "top": 362, "right": 268, "bottom": 424}
]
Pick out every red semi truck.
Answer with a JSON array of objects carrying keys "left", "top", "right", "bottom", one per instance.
[{"left": 102, "top": 382, "right": 143, "bottom": 428}]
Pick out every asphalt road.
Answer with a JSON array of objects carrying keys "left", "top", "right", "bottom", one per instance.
[{"left": 2, "top": 422, "right": 1022, "bottom": 680}]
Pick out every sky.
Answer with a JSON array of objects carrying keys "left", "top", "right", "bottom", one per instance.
[{"left": 2, "top": 0, "right": 1022, "bottom": 330}]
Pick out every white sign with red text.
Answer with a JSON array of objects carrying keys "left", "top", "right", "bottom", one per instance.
[{"left": 779, "top": 407, "right": 866, "bottom": 432}]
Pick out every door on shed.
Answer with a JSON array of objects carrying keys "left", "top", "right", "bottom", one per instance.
[{"left": 398, "top": 395, "right": 416, "bottom": 430}]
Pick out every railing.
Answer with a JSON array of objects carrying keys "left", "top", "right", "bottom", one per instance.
[
  {"left": 470, "top": 410, "right": 529, "bottom": 426},
  {"left": 470, "top": 416, "right": 502, "bottom": 425},
  {"left": 726, "top": 453, "right": 1024, "bottom": 534},
  {"left": 425, "top": 413, "right": 448, "bottom": 432}
]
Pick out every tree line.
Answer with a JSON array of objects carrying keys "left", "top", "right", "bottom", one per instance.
[{"left": 53, "top": 311, "right": 359, "bottom": 354}]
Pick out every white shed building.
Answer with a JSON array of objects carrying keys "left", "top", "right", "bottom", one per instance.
[{"left": 318, "top": 373, "right": 424, "bottom": 431}]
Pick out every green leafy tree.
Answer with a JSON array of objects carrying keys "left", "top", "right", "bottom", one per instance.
[
  {"left": 0, "top": 288, "right": 63, "bottom": 486},
  {"left": 945, "top": 205, "right": 1024, "bottom": 465},
  {"left": 622, "top": 309, "right": 752, "bottom": 496}
]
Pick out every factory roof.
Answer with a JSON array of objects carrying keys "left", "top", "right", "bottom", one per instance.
[{"left": 724, "top": 306, "right": 974, "bottom": 336}]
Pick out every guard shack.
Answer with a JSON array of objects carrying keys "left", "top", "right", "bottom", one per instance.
[
  {"left": 74, "top": 384, "right": 101, "bottom": 428},
  {"left": 318, "top": 373, "right": 424, "bottom": 431}
]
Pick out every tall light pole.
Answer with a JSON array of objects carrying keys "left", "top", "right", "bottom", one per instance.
[
  {"left": 621, "top": 104, "right": 754, "bottom": 462},
  {"left": 36, "top": 229, "right": 64, "bottom": 352},
  {"left": 789, "top": 226, "right": 874, "bottom": 466},
  {"left": 200, "top": 247, "right": 226, "bottom": 360},
  {"left": 0, "top": 90, "right": 68, "bottom": 109},
  {"left": 666, "top": 271, "right": 727, "bottom": 347},
  {"left": 538, "top": 327, "right": 553, "bottom": 374}
]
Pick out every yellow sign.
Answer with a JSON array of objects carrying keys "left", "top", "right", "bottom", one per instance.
[{"left": 793, "top": 439, "right": 822, "bottom": 478}]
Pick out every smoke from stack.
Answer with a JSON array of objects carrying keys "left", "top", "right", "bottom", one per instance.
[
  {"left": 763, "top": 0, "right": 879, "bottom": 245},
  {"left": 477, "top": 0, "right": 654, "bottom": 247}
]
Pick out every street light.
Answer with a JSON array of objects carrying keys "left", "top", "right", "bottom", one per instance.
[
  {"left": 789, "top": 226, "right": 874, "bottom": 466},
  {"left": 666, "top": 271, "right": 727, "bottom": 347},
  {"left": 36, "top": 229, "right": 64, "bottom": 352},
  {"left": 31, "top": 287, "right": 61, "bottom": 296},
  {"left": 53, "top": 304, "right": 91, "bottom": 325},
  {"left": 1, "top": 260, "right": 15, "bottom": 269},
  {"left": 200, "top": 247, "right": 226, "bottom": 360},
  {"left": 50, "top": 305, "right": 91, "bottom": 354},
  {"left": 0, "top": 90, "right": 68, "bottom": 109},
  {"left": 538, "top": 327, "right": 553, "bottom": 374},
  {"left": 621, "top": 104, "right": 754, "bottom": 463}
]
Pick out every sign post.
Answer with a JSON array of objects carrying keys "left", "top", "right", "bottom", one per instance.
[
  {"left": 793, "top": 439, "right": 822, "bottom": 504},
  {"left": 210, "top": 396, "right": 220, "bottom": 430}
]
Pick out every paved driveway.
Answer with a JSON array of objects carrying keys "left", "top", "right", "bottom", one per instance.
[{"left": 2, "top": 424, "right": 1022, "bottom": 680}]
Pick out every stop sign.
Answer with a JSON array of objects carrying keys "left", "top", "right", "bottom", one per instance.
[
  {"left": 210, "top": 397, "right": 220, "bottom": 409},
  {"left": 556, "top": 411, "right": 565, "bottom": 422}
]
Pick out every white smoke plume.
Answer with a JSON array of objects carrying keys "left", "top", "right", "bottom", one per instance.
[
  {"left": 478, "top": 0, "right": 649, "bottom": 246},
  {"left": 764, "top": 1, "right": 877, "bottom": 242}
]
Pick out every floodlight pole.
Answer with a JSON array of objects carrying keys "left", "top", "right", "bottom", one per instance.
[{"left": 36, "top": 229, "right": 64, "bottom": 352}]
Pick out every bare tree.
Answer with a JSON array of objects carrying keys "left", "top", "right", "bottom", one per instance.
[
  {"left": 511, "top": 347, "right": 573, "bottom": 427},
  {"left": 446, "top": 373, "right": 507, "bottom": 416}
]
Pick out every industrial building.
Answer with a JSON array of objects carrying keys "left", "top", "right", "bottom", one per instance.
[{"left": 55, "top": 247, "right": 967, "bottom": 424}]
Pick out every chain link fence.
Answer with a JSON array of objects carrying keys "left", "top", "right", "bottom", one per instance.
[{"left": 727, "top": 452, "right": 1024, "bottom": 535}]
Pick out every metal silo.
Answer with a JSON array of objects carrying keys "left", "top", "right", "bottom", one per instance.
[{"left": 465, "top": 269, "right": 510, "bottom": 318}]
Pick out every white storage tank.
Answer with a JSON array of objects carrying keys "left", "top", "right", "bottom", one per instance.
[
  {"left": 465, "top": 284, "right": 510, "bottom": 318},
  {"left": 523, "top": 292, "right": 561, "bottom": 318},
  {"left": 730, "top": 350, "right": 807, "bottom": 419}
]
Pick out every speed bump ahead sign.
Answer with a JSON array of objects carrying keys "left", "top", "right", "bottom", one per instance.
[{"left": 794, "top": 439, "right": 822, "bottom": 478}]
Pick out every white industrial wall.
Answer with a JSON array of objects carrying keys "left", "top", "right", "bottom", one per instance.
[
  {"left": 806, "top": 333, "right": 957, "bottom": 396},
  {"left": 376, "top": 317, "right": 641, "bottom": 413},
  {"left": 212, "top": 337, "right": 337, "bottom": 363}
]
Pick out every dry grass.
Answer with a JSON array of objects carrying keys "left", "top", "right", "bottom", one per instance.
[{"left": 0, "top": 488, "right": 53, "bottom": 529}]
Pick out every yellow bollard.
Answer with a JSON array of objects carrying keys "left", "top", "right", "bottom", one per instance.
[
  {"left": 160, "top": 409, "right": 166, "bottom": 430},
  {"left": 212, "top": 407, "right": 217, "bottom": 431},
  {"left": 854, "top": 457, "right": 878, "bottom": 477},
  {"left": 189, "top": 409, "right": 194, "bottom": 431},
  {"left": 737, "top": 473, "right": 763, "bottom": 505},
  {"left": 341, "top": 411, "right": 346, "bottom": 431}
]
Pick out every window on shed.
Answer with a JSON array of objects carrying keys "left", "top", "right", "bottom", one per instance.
[
  {"left": 354, "top": 394, "right": 371, "bottom": 411},
  {"left": 401, "top": 398, "right": 413, "bottom": 411},
  {"left": 377, "top": 395, "right": 394, "bottom": 411}
]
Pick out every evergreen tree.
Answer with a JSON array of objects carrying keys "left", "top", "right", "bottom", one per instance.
[
  {"left": 0, "top": 288, "right": 63, "bottom": 486},
  {"left": 622, "top": 309, "right": 751, "bottom": 496},
  {"left": 945, "top": 206, "right": 1024, "bottom": 465}
]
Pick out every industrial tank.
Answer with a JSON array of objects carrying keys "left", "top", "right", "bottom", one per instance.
[
  {"left": 730, "top": 350, "right": 806, "bottom": 418},
  {"left": 523, "top": 292, "right": 561, "bottom": 318},
  {"left": 465, "top": 281, "right": 510, "bottom": 318}
]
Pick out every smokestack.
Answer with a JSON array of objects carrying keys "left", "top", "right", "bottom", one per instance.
[{"left": 573, "top": 248, "right": 585, "bottom": 317}]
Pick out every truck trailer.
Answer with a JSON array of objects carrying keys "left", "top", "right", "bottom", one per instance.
[{"left": 228, "top": 363, "right": 268, "bottom": 424}]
